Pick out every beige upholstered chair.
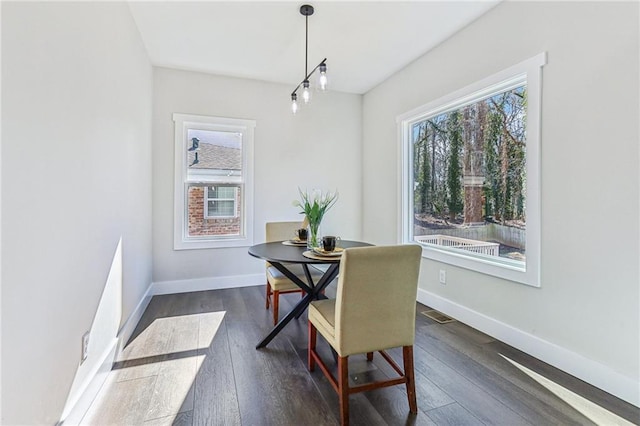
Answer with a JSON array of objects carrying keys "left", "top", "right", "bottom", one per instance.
[
  {"left": 307, "top": 244, "right": 422, "bottom": 426},
  {"left": 265, "top": 221, "right": 322, "bottom": 325}
]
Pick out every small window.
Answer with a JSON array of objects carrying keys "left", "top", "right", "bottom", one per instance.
[
  {"left": 398, "top": 53, "right": 546, "bottom": 286},
  {"left": 174, "top": 114, "right": 255, "bottom": 250}
]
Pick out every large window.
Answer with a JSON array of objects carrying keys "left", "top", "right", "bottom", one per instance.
[
  {"left": 174, "top": 114, "right": 255, "bottom": 250},
  {"left": 398, "top": 53, "right": 546, "bottom": 286}
]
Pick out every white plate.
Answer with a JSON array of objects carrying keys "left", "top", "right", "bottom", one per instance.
[
  {"left": 289, "top": 239, "right": 307, "bottom": 245},
  {"left": 312, "top": 247, "right": 344, "bottom": 257}
]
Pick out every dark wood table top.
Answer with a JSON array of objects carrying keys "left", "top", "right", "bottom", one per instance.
[{"left": 248, "top": 240, "right": 372, "bottom": 264}]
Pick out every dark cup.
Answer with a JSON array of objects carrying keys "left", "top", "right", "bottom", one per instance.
[
  {"left": 322, "top": 236, "right": 340, "bottom": 252},
  {"left": 296, "top": 228, "right": 308, "bottom": 240}
]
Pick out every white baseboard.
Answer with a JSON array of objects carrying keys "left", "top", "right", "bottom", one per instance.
[
  {"left": 59, "top": 338, "right": 118, "bottom": 425},
  {"left": 151, "top": 273, "right": 264, "bottom": 295},
  {"left": 417, "top": 288, "right": 640, "bottom": 408},
  {"left": 116, "top": 284, "right": 154, "bottom": 353}
]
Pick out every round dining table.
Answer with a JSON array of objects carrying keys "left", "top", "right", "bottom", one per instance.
[{"left": 248, "top": 239, "right": 372, "bottom": 349}]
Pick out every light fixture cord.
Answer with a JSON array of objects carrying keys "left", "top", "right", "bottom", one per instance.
[{"left": 305, "top": 13, "right": 309, "bottom": 78}]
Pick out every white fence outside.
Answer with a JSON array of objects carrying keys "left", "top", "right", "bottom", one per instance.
[
  {"left": 415, "top": 234, "right": 500, "bottom": 257},
  {"left": 413, "top": 223, "right": 525, "bottom": 250}
]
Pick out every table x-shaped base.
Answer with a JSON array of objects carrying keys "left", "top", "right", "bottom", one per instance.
[{"left": 256, "top": 261, "right": 340, "bottom": 349}]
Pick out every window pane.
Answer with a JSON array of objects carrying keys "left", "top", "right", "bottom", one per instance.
[
  {"left": 186, "top": 129, "right": 242, "bottom": 181},
  {"left": 208, "top": 200, "right": 234, "bottom": 216},
  {"left": 187, "top": 183, "right": 241, "bottom": 237},
  {"left": 209, "top": 186, "right": 236, "bottom": 199},
  {"left": 411, "top": 85, "right": 526, "bottom": 263},
  {"left": 184, "top": 129, "right": 242, "bottom": 236}
]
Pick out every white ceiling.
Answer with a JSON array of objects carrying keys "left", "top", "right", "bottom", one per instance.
[{"left": 128, "top": 1, "right": 499, "bottom": 94}]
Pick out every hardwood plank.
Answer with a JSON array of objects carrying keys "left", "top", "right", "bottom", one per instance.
[
  {"left": 115, "top": 294, "right": 202, "bottom": 383},
  {"left": 362, "top": 386, "right": 434, "bottom": 426},
  {"left": 145, "top": 314, "right": 199, "bottom": 420},
  {"left": 114, "top": 318, "right": 173, "bottom": 382},
  {"left": 346, "top": 358, "right": 432, "bottom": 426},
  {"left": 125, "top": 295, "right": 175, "bottom": 345},
  {"left": 425, "top": 402, "right": 485, "bottom": 425},
  {"left": 303, "top": 353, "right": 390, "bottom": 426},
  {"left": 223, "top": 291, "right": 300, "bottom": 424},
  {"left": 192, "top": 311, "right": 241, "bottom": 426},
  {"left": 488, "top": 340, "right": 640, "bottom": 425},
  {"left": 81, "top": 375, "right": 157, "bottom": 425},
  {"left": 417, "top": 322, "right": 599, "bottom": 425},
  {"left": 220, "top": 286, "right": 336, "bottom": 425},
  {"left": 143, "top": 411, "right": 193, "bottom": 426},
  {"left": 368, "top": 350, "right": 455, "bottom": 413},
  {"left": 400, "top": 343, "right": 534, "bottom": 425},
  {"left": 441, "top": 320, "right": 495, "bottom": 345}
]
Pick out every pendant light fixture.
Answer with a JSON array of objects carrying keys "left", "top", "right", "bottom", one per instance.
[{"left": 290, "top": 4, "right": 327, "bottom": 114}]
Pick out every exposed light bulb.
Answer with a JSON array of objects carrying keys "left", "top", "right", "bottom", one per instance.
[
  {"left": 318, "top": 63, "right": 327, "bottom": 91},
  {"left": 302, "top": 81, "right": 311, "bottom": 103},
  {"left": 319, "top": 73, "right": 327, "bottom": 91},
  {"left": 291, "top": 94, "right": 298, "bottom": 114}
]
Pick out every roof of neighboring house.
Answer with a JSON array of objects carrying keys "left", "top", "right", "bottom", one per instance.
[{"left": 188, "top": 142, "right": 241, "bottom": 170}]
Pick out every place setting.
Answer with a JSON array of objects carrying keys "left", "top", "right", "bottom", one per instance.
[
  {"left": 303, "top": 235, "right": 343, "bottom": 260},
  {"left": 282, "top": 227, "right": 309, "bottom": 246}
]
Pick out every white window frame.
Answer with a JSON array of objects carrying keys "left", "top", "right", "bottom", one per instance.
[
  {"left": 173, "top": 113, "right": 255, "bottom": 250},
  {"left": 204, "top": 185, "right": 238, "bottom": 218},
  {"left": 397, "top": 52, "right": 546, "bottom": 287}
]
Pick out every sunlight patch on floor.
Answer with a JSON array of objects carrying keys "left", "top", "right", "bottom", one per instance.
[
  {"left": 500, "top": 354, "right": 634, "bottom": 426},
  {"left": 80, "top": 311, "right": 227, "bottom": 424},
  {"left": 132, "top": 311, "right": 226, "bottom": 359}
]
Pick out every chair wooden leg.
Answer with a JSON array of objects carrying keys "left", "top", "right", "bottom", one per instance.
[
  {"left": 265, "top": 283, "right": 271, "bottom": 309},
  {"left": 338, "top": 356, "right": 350, "bottom": 426},
  {"left": 366, "top": 352, "right": 373, "bottom": 361},
  {"left": 308, "top": 321, "right": 317, "bottom": 371},
  {"left": 272, "top": 290, "right": 280, "bottom": 325},
  {"left": 403, "top": 346, "right": 418, "bottom": 414}
]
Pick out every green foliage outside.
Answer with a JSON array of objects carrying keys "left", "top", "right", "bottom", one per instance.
[
  {"left": 412, "top": 85, "right": 527, "bottom": 226},
  {"left": 446, "top": 110, "right": 464, "bottom": 218}
]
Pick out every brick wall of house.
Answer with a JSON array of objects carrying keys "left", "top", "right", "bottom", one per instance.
[{"left": 187, "top": 186, "right": 241, "bottom": 236}]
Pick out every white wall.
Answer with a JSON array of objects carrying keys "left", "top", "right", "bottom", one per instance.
[
  {"left": 362, "top": 1, "right": 639, "bottom": 405},
  {"left": 1, "top": 2, "right": 153, "bottom": 424},
  {"left": 0, "top": 3, "right": 3, "bottom": 421},
  {"left": 152, "top": 68, "right": 362, "bottom": 287}
]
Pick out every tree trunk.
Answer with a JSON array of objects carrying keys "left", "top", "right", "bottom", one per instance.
[
  {"left": 420, "top": 131, "right": 429, "bottom": 213},
  {"left": 463, "top": 103, "right": 486, "bottom": 225},
  {"left": 500, "top": 127, "right": 509, "bottom": 224}
]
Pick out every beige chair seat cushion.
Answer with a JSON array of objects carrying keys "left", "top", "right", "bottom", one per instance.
[
  {"left": 267, "top": 263, "right": 323, "bottom": 292},
  {"left": 309, "top": 299, "right": 337, "bottom": 347}
]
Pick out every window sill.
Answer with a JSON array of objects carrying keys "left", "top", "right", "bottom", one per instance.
[
  {"left": 418, "top": 243, "right": 539, "bottom": 287},
  {"left": 174, "top": 236, "right": 253, "bottom": 250}
]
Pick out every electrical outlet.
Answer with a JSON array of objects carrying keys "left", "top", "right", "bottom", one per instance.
[
  {"left": 439, "top": 269, "right": 446, "bottom": 284},
  {"left": 81, "top": 331, "right": 90, "bottom": 363}
]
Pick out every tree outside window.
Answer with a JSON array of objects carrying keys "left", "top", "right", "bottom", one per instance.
[{"left": 412, "top": 85, "right": 527, "bottom": 262}]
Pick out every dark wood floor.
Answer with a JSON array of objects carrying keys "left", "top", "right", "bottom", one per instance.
[{"left": 81, "top": 285, "right": 640, "bottom": 425}]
